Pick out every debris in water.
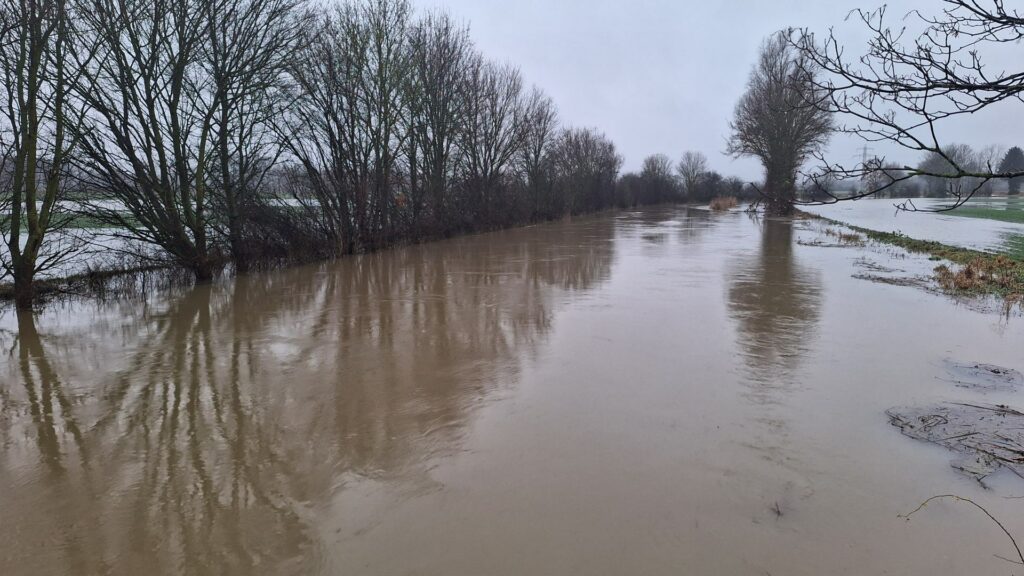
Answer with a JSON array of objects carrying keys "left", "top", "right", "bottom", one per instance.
[
  {"left": 887, "top": 404, "right": 1024, "bottom": 483},
  {"left": 942, "top": 360, "right": 1023, "bottom": 392}
]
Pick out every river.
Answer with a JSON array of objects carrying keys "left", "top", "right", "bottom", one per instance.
[{"left": 1, "top": 206, "right": 1022, "bottom": 575}]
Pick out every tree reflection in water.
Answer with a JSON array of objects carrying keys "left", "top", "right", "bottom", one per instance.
[
  {"left": 727, "top": 216, "right": 823, "bottom": 395},
  {"left": 0, "top": 218, "right": 615, "bottom": 576},
  {"left": 725, "top": 216, "right": 824, "bottom": 504}
]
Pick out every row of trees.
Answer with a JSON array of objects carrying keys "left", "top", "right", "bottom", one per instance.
[
  {"left": 0, "top": 0, "right": 629, "bottom": 308},
  {"left": 912, "top": 144, "right": 1024, "bottom": 198},
  {"left": 617, "top": 151, "right": 754, "bottom": 207},
  {"left": 841, "top": 145, "right": 1024, "bottom": 200}
]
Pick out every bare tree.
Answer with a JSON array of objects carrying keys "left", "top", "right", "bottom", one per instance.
[
  {"left": 728, "top": 32, "right": 834, "bottom": 215},
  {"left": 638, "top": 154, "right": 679, "bottom": 204},
  {"left": 793, "top": 2, "right": 1024, "bottom": 209},
  {"left": 458, "top": 59, "right": 526, "bottom": 224},
  {"left": 404, "top": 10, "right": 474, "bottom": 233},
  {"left": 287, "top": 0, "right": 413, "bottom": 254},
  {"left": 205, "top": 0, "right": 306, "bottom": 270},
  {"left": 518, "top": 87, "right": 559, "bottom": 219},
  {"left": 0, "top": 0, "right": 91, "bottom": 306},
  {"left": 974, "top": 144, "right": 1005, "bottom": 197},
  {"left": 676, "top": 151, "right": 707, "bottom": 200},
  {"left": 549, "top": 127, "right": 622, "bottom": 215},
  {"left": 72, "top": 0, "right": 222, "bottom": 280},
  {"left": 917, "top": 144, "right": 979, "bottom": 198}
]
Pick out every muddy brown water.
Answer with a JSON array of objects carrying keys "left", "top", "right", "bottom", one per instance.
[{"left": 2, "top": 207, "right": 1023, "bottom": 575}]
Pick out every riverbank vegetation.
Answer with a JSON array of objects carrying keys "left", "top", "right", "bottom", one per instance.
[
  {"left": 709, "top": 196, "right": 739, "bottom": 212},
  {"left": 811, "top": 213, "right": 1024, "bottom": 304}
]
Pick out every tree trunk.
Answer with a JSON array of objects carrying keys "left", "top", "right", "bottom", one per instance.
[
  {"left": 193, "top": 258, "right": 215, "bottom": 282},
  {"left": 764, "top": 162, "right": 798, "bottom": 216},
  {"left": 229, "top": 225, "right": 250, "bottom": 273},
  {"left": 13, "top": 262, "right": 36, "bottom": 309}
]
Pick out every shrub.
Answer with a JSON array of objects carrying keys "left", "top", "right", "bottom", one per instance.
[{"left": 709, "top": 196, "right": 739, "bottom": 211}]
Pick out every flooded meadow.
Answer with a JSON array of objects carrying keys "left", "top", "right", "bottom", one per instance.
[{"left": 2, "top": 206, "right": 1023, "bottom": 575}]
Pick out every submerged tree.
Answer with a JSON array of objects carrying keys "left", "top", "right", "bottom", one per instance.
[
  {"left": 727, "top": 32, "right": 834, "bottom": 215},
  {"left": 0, "top": 0, "right": 83, "bottom": 307},
  {"left": 72, "top": 0, "right": 223, "bottom": 279},
  {"left": 549, "top": 128, "right": 622, "bottom": 215},
  {"left": 287, "top": 0, "right": 414, "bottom": 254},
  {"left": 793, "top": 2, "right": 1024, "bottom": 208},
  {"left": 458, "top": 60, "right": 527, "bottom": 225},
  {"left": 404, "top": 10, "right": 475, "bottom": 233},
  {"left": 205, "top": 0, "right": 305, "bottom": 270},
  {"left": 518, "top": 87, "right": 559, "bottom": 219}
]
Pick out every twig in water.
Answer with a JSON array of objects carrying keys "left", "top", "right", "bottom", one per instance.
[{"left": 900, "top": 494, "right": 1024, "bottom": 567}]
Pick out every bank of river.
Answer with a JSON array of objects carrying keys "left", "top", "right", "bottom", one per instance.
[{"left": 1, "top": 206, "right": 1022, "bottom": 575}]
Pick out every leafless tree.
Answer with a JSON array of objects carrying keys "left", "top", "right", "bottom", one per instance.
[
  {"left": 71, "top": 0, "right": 222, "bottom": 280},
  {"left": 916, "top": 143, "right": 986, "bottom": 198},
  {"left": 638, "top": 154, "right": 679, "bottom": 203},
  {"left": 728, "top": 32, "right": 834, "bottom": 216},
  {"left": 676, "top": 151, "right": 708, "bottom": 200},
  {"left": 549, "top": 127, "right": 622, "bottom": 215},
  {"left": 205, "top": 0, "right": 306, "bottom": 270},
  {"left": 458, "top": 59, "right": 527, "bottom": 223},
  {"left": 0, "top": 0, "right": 88, "bottom": 306},
  {"left": 286, "top": 0, "right": 413, "bottom": 254},
  {"left": 518, "top": 87, "right": 559, "bottom": 218},
  {"left": 793, "top": 2, "right": 1024, "bottom": 210},
  {"left": 404, "top": 10, "right": 474, "bottom": 233}
]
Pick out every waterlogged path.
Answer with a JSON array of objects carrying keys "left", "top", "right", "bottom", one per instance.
[{"left": 1, "top": 207, "right": 1023, "bottom": 575}]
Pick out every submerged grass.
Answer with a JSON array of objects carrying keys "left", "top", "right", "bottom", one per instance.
[{"left": 807, "top": 212, "right": 1024, "bottom": 306}]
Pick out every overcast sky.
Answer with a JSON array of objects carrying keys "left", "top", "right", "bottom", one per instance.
[{"left": 410, "top": 0, "right": 1024, "bottom": 180}]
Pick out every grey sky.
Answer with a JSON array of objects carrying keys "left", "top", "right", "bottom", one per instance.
[{"left": 411, "top": 0, "right": 1024, "bottom": 181}]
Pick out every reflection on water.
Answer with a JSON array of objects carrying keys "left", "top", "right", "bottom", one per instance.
[
  {"left": 727, "top": 217, "right": 823, "bottom": 390},
  {"left": 0, "top": 219, "right": 615, "bottom": 576},
  {"left": 725, "top": 217, "right": 823, "bottom": 505}
]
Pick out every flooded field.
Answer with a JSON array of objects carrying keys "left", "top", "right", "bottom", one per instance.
[
  {"left": 2, "top": 206, "right": 1023, "bottom": 575},
  {"left": 803, "top": 198, "right": 1024, "bottom": 257}
]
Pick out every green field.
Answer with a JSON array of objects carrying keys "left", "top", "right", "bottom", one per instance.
[
  {"left": 950, "top": 197, "right": 1024, "bottom": 225},
  {"left": 936, "top": 198, "right": 1024, "bottom": 259}
]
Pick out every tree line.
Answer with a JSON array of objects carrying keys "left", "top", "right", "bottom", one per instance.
[
  {"left": 7, "top": 0, "right": 735, "bottom": 308},
  {"left": 617, "top": 151, "right": 755, "bottom": 207},
  {"left": 855, "top": 145, "right": 1024, "bottom": 200}
]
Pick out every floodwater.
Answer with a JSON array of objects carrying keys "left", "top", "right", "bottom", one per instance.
[
  {"left": 2, "top": 206, "right": 1023, "bottom": 575},
  {"left": 802, "top": 197, "right": 1024, "bottom": 255}
]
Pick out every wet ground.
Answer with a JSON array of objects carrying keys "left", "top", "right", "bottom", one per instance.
[{"left": 2, "top": 206, "right": 1023, "bottom": 575}]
